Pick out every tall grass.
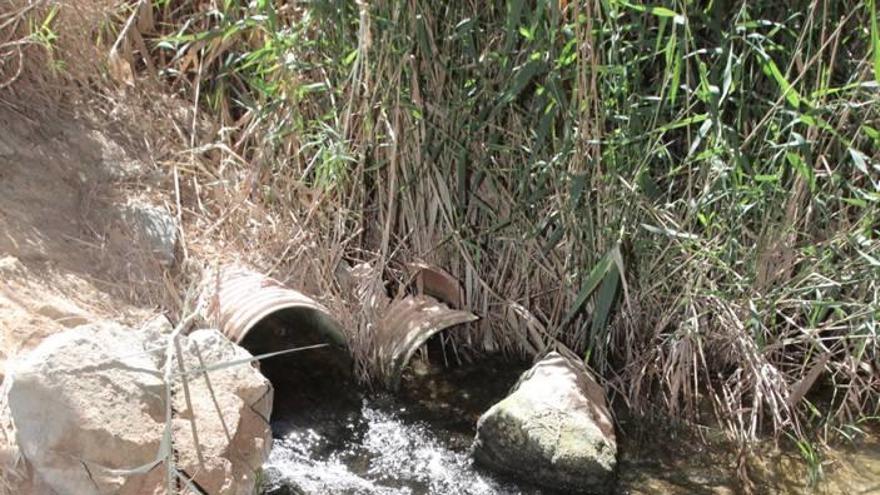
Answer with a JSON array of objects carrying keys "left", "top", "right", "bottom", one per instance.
[
  {"left": 147, "top": 0, "right": 879, "bottom": 445},
  {"left": 5, "top": 0, "right": 878, "bottom": 452}
]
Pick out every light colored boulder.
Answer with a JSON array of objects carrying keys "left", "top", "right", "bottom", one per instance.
[
  {"left": 121, "top": 201, "right": 178, "bottom": 266},
  {"left": 473, "top": 351, "right": 617, "bottom": 494},
  {"left": 7, "top": 321, "right": 165, "bottom": 495},
  {"left": 6, "top": 321, "right": 272, "bottom": 495},
  {"left": 172, "top": 329, "right": 273, "bottom": 495}
]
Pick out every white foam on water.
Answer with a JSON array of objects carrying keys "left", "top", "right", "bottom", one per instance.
[{"left": 262, "top": 400, "right": 526, "bottom": 495}]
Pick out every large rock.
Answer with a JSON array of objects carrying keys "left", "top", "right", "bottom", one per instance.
[
  {"left": 6, "top": 321, "right": 272, "bottom": 495},
  {"left": 172, "top": 329, "right": 274, "bottom": 495},
  {"left": 473, "top": 351, "right": 617, "bottom": 493}
]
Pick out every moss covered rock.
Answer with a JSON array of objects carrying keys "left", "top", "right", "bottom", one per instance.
[{"left": 473, "top": 351, "right": 617, "bottom": 493}]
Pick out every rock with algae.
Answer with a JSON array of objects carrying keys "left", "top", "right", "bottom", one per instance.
[{"left": 473, "top": 351, "right": 617, "bottom": 494}]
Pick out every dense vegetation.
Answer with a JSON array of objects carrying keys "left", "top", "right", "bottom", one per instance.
[{"left": 5, "top": 0, "right": 879, "bottom": 462}]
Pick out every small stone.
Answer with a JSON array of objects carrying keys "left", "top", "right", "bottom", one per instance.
[
  {"left": 0, "top": 256, "right": 24, "bottom": 276},
  {"left": 121, "top": 201, "right": 178, "bottom": 266},
  {"left": 33, "top": 299, "right": 90, "bottom": 328},
  {"left": 140, "top": 314, "right": 173, "bottom": 340},
  {"left": 89, "top": 130, "right": 144, "bottom": 180}
]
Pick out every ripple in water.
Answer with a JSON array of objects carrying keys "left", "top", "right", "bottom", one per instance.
[
  {"left": 262, "top": 397, "right": 531, "bottom": 495},
  {"left": 258, "top": 351, "right": 544, "bottom": 495}
]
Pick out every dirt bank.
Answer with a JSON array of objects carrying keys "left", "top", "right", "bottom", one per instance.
[{"left": 0, "top": 105, "right": 175, "bottom": 490}]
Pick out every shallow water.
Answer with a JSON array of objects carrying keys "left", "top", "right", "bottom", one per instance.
[
  {"left": 616, "top": 421, "right": 880, "bottom": 495},
  {"left": 258, "top": 352, "right": 880, "bottom": 495},
  {"left": 259, "top": 355, "right": 549, "bottom": 495},
  {"left": 263, "top": 397, "right": 528, "bottom": 494}
]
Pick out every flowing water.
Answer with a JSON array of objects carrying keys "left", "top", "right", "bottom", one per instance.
[
  {"left": 258, "top": 355, "right": 552, "bottom": 495},
  {"left": 257, "top": 351, "right": 880, "bottom": 495}
]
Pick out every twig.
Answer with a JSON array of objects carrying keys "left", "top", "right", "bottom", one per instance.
[
  {"left": 192, "top": 342, "right": 233, "bottom": 445},
  {"left": 110, "top": 0, "right": 146, "bottom": 55},
  {"left": 162, "top": 312, "right": 196, "bottom": 495},
  {"left": 0, "top": 45, "right": 23, "bottom": 90},
  {"left": 173, "top": 335, "right": 206, "bottom": 467}
]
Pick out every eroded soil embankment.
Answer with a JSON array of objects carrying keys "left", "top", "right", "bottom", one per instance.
[
  {"left": 0, "top": 107, "right": 175, "bottom": 489},
  {"left": 0, "top": 106, "right": 179, "bottom": 369}
]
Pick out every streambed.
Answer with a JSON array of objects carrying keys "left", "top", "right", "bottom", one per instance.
[
  {"left": 256, "top": 353, "right": 880, "bottom": 495},
  {"left": 259, "top": 356, "right": 552, "bottom": 494}
]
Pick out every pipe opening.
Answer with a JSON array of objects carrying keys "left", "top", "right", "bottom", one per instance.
[{"left": 238, "top": 307, "right": 355, "bottom": 426}]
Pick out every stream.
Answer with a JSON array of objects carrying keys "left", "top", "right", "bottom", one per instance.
[
  {"left": 259, "top": 355, "right": 551, "bottom": 494},
  {"left": 256, "top": 351, "right": 880, "bottom": 495}
]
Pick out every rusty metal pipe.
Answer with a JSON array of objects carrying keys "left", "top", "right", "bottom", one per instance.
[{"left": 198, "top": 265, "right": 346, "bottom": 348}]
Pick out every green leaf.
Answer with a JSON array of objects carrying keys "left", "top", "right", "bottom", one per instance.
[
  {"left": 863, "top": 125, "right": 880, "bottom": 143},
  {"left": 799, "top": 114, "right": 843, "bottom": 141},
  {"left": 504, "top": 59, "right": 545, "bottom": 102},
  {"left": 614, "top": 0, "right": 684, "bottom": 23},
  {"left": 841, "top": 197, "right": 868, "bottom": 207},
  {"left": 570, "top": 172, "right": 587, "bottom": 208},
  {"left": 755, "top": 174, "right": 779, "bottom": 182},
  {"left": 786, "top": 152, "right": 816, "bottom": 192},
  {"left": 504, "top": 0, "right": 525, "bottom": 53},
  {"left": 641, "top": 223, "right": 698, "bottom": 240},
  {"left": 720, "top": 46, "right": 735, "bottom": 102},
  {"left": 857, "top": 249, "right": 880, "bottom": 267},
  {"left": 638, "top": 170, "right": 662, "bottom": 200},
  {"left": 849, "top": 148, "right": 870, "bottom": 175},
  {"left": 648, "top": 6, "right": 682, "bottom": 19},
  {"left": 297, "top": 82, "right": 327, "bottom": 95},
  {"left": 561, "top": 247, "right": 618, "bottom": 326},
  {"left": 809, "top": 81, "right": 878, "bottom": 98},
  {"left": 696, "top": 60, "right": 713, "bottom": 102},
  {"left": 590, "top": 264, "right": 620, "bottom": 337},
  {"left": 342, "top": 49, "right": 358, "bottom": 66},
  {"left": 664, "top": 31, "right": 681, "bottom": 105},
  {"left": 655, "top": 113, "right": 709, "bottom": 133},
  {"left": 759, "top": 51, "right": 804, "bottom": 108}
]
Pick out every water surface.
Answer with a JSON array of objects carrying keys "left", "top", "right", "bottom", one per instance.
[
  {"left": 258, "top": 351, "right": 880, "bottom": 495},
  {"left": 259, "top": 354, "right": 550, "bottom": 494}
]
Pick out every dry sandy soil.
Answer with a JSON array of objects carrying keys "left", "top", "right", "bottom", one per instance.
[{"left": 0, "top": 104, "right": 178, "bottom": 490}]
